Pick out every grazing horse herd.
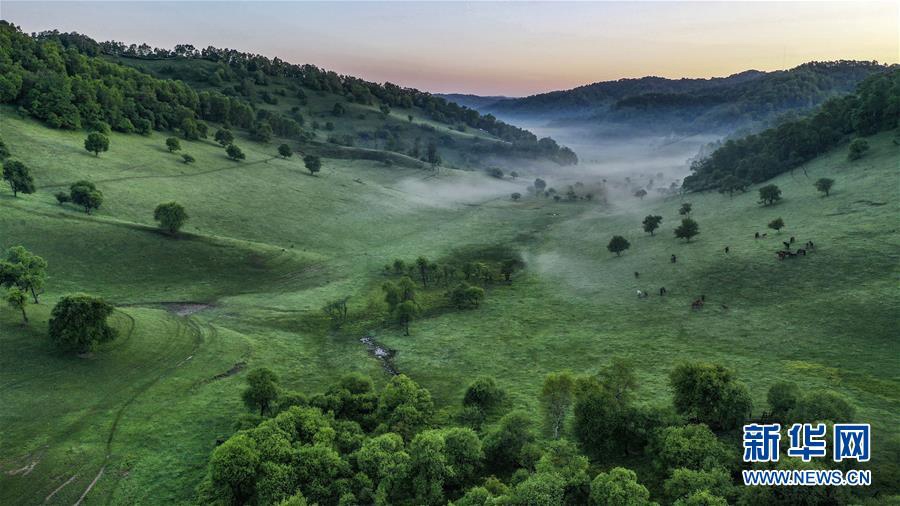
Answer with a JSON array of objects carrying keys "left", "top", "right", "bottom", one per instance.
[{"left": 635, "top": 233, "right": 819, "bottom": 311}]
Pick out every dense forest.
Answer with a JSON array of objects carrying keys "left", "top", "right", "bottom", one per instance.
[
  {"left": 683, "top": 69, "right": 900, "bottom": 192},
  {"left": 196, "top": 361, "right": 884, "bottom": 506},
  {"left": 484, "top": 62, "right": 893, "bottom": 132},
  {"left": 0, "top": 22, "right": 577, "bottom": 165}
]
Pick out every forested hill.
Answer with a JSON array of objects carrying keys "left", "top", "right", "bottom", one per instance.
[
  {"left": 0, "top": 22, "right": 577, "bottom": 167},
  {"left": 684, "top": 68, "right": 900, "bottom": 192},
  {"left": 483, "top": 61, "right": 893, "bottom": 131}
]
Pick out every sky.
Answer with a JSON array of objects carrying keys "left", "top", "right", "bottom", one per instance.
[{"left": 2, "top": 1, "right": 898, "bottom": 96}]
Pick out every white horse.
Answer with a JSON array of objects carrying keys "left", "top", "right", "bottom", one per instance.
[{"left": 636, "top": 289, "right": 648, "bottom": 299}]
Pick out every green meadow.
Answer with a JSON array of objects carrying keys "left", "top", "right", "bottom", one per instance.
[{"left": 1, "top": 105, "right": 898, "bottom": 504}]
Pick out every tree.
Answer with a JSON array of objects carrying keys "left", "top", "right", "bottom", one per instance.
[
  {"left": 215, "top": 128, "right": 235, "bottom": 147},
  {"left": 642, "top": 215, "right": 662, "bottom": 236},
  {"left": 607, "top": 236, "right": 631, "bottom": 256},
  {"left": 394, "top": 300, "right": 418, "bottom": 336},
  {"left": 426, "top": 142, "right": 441, "bottom": 168},
  {"left": 55, "top": 191, "right": 70, "bottom": 205},
  {"left": 814, "top": 178, "right": 835, "bottom": 196},
  {"left": 304, "top": 154, "right": 322, "bottom": 175},
  {"left": 48, "top": 293, "right": 116, "bottom": 353},
  {"left": 6, "top": 287, "right": 28, "bottom": 323},
  {"left": 648, "top": 424, "right": 731, "bottom": 472},
  {"left": 664, "top": 467, "right": 733, "bottom": 504},
  {"left": 767, "top": 381, "right": 800, "bottom": 421},
  {"left": 767, "top": 217, "right": 785, "bottom": 233},
  {"left": 181, "top": 154, "right": 195, "bottom": 164},
  {"left": 679, "top": 202, "right": 692, "bottom": 216},
  {"left": 500, "top": 258, "right": 523, "bottom": 282},
  {"left": 488, "top": 167, "right": 504, "bottom": 179},
  {"left": 2, "top": 160, "right": 35, "bottom": 197},
  {"left": 463, "top": 376, "right": 506, "bottom": 414},
  {"left": 511, "top": 192, "right": 521, "bottom": 201},
  {"left": 590, "top": 467, "right": 653, "bottom": 506},
  {"left": 669, "top": 362, "right": 752, "bottom": 430},
  {"left": 69, "top": 180, "right": 103, "bottom": 214},
  {"left": 510, "top": 171, "right": 519, "bottom": 180},
  {"left": 847, "top": 138, "right": 869, "bottom": 160},
  {"left": 84, "top": 132, "right": 109, "bottom": 156},
  {"left": 674, "top": 218, "right": 699, "bottom": 242},
  {"left": 540, "top": 371, "right": 574, "bottom": 439},
  {"left": 718, "top": 175, "right": 748, "bottom": 198},
  {"left": 634, "top": 189, "right": 647, "bottom": 200},
  {"left": 0, "top": 136, "right": 9, "bottom": 159},
  {"left": 226, "top": 144, "right": 245, "bottom": 161},
  {"left": 154, "top": 202, "right": 189, "bottom": 235},
  {"left": 242, "top": 368, "right": 279, "bottom": 416},
  {"left": 758, "top": 184, "right": 782, "bottom": 206},
  {"left": 1, "top": 246, "right": 47, "bottom": 303},
  {"left": 278, "top": 144, "right": 293, "bottom": 159},
  {"left": 166, "top": 137, "right": 181, "bottom": 153},
  {"left": 483, "top": 411, "right": 536, "bottom": 475},
  {"left": 447, "top": 282, "right": 484, "bottom": 309},
  {"left": 534, "top": 178, "right": 547, "bottom": 194},
  {"left": 209, "top": 434, "right": 261, "bottom": 505}
]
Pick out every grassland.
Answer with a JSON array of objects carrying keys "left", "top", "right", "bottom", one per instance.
[{"left": 1, "top": 106, "right": 898, "bottom": 504}]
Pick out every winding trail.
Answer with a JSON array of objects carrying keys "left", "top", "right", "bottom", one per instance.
[{"left": 360, "top": 335, "right": 399, "bottom": 375}]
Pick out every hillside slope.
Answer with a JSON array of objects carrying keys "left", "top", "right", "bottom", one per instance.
[{"left": 1, "top": 94, "right": 898, "bottom": 504}]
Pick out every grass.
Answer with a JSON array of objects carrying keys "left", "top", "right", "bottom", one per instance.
[{"left": 1, "top": 106, "right": 898, "bottom": 504}]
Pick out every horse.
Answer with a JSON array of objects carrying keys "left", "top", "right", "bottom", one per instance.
[
  {"left": 636, "top": 290, "right": 648, "bottom": 299},
  {"left": 755, "top": 232, "right": 760, "bottom": 239},
  {"left": 782, "top": 241, "right": 791, "bottom": 249},
  {"left": 659, "top": 287, "right": 667, "bottom": 296},
  {"left": 725, "top": 246, "right": 730, "bottom": 254},
  {"left": 634, "top": 271, "right": 640, "bottom": 278},
  {"left": 670, "top": 254, "right": 677, "bottom": 263},
  {"left": 691, "top": 299, "right": 704, "bottom": 310},
  {"left": 797, "top": 248, "right": 806, "bottom": 256},
  {"left": 790, "top": 236, "right": 795, "bottom": 243}
]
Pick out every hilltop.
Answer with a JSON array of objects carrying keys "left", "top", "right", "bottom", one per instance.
[{"left": 469, "top": 61, "right": 893, "bottom": 133}]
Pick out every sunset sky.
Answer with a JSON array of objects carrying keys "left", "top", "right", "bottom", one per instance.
[{"left": 3, "top": 1, "right": 898, "bottom": 96}]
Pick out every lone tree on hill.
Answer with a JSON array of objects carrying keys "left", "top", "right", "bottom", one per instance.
[
  {"left": 534, "top": 178, "right": 547, "bottom": 195},
  {"left": 815, "top": 178, "right": 835, "bottom": 197},
  {"left": 278, "top": 144, "right": 293, "bottom": 159},
  {"left": 242, "top": 368, "right": 279, "bottom": 416},
  {"left": 642, "top": 215, "right": 663, "bottom": 236},
  {"left": 214, "top": 128, "right": 234, "bottom": 147},
  {"left": 607, "top": 235, "right": 631, "bottom": 256},
  {"left": 679, "top": 202, "right": 692, "bottom": 217},
  {"left": 226, "top": 144, "right": 245, "bottom": 161},
  {"left": 69, "top": 180, "right": 103, "bottom": 214},
  {"left": 675, "top": 218, "right": 699, "bottom": 242},
  {"left": 3, "top": 160, "right": 35, "bottom": 197},
  {"left": 303, "top": 154, "right": 322, "bottom": 175},
  {"left": 6, "top": 287, "right": 28, "bottom": 323},
  {"left": 84, "top": 132, "right": 109, "bottom": 157},
  {"left": 1, "top": 245, "right": 48, "bottom": 303},
  {"left": 166, "top": 137, "right": 181, "bottom": 153},
  {"left": 634, "top": 189, "right": 647, "bottom": 200},
  {"left": 758, "top": 184, "right": 782, "bottom": 206},
  {"left": 48, "top": 293, "right": 116, "bottom": 353},
  {"left": 154, "top": 202, "right": 189, "bottom": 235},
  {"left": 394, "top": 300, "right": 418, "bottom": 336},
  {"left": 426, "top": 142, "right": 441, "bottom": 169},
  {"left": 768, "top": 217, "right": 785, "bottom": 233},
  {"left": 848, "top": 138, "right": 870, "bottom": 161},
  {"left": 511, "top": 192, "right": 521, "bottom": 201}
]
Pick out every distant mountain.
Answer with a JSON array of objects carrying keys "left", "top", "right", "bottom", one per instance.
[
  {"left": 436, "top": 93, "right": 510, "bottom": 110},
  {"left": 484, "top": 61, "right": 894, "bottom": 132}
]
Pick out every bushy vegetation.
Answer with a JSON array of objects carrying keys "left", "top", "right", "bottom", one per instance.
[{"left": 684, "top": 69, "right": 899, "bottom": 191}]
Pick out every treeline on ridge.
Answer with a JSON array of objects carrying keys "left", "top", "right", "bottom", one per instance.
[
  {"left": 0, "top": 22, "right": 576, "bottom": 165},
  {"left": 683, "top": 69, "right": 900, "bottom": 192}
]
